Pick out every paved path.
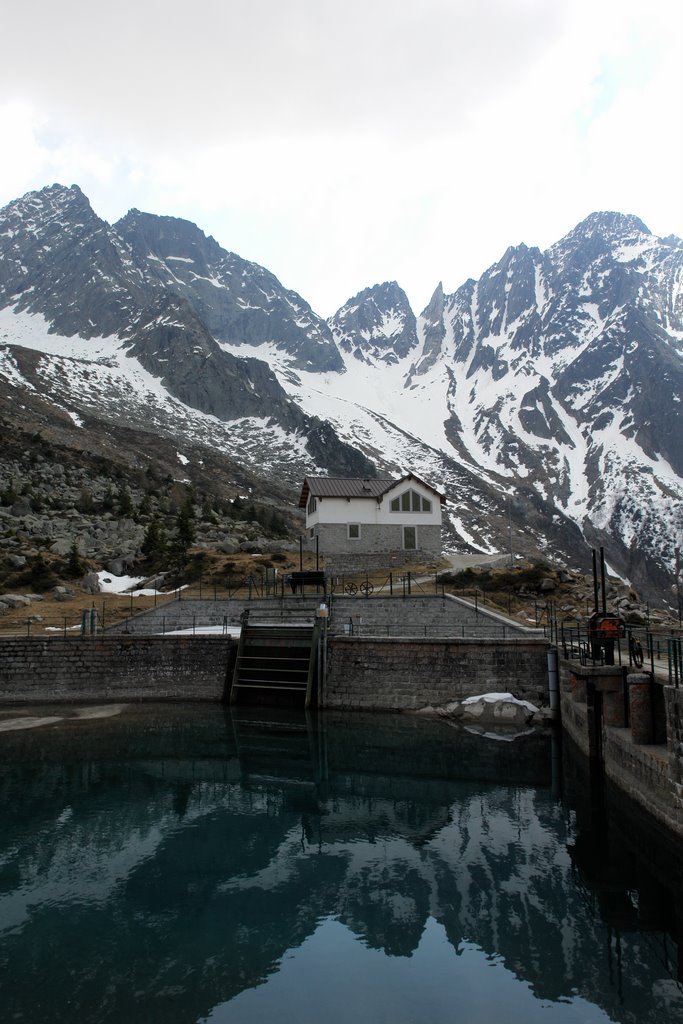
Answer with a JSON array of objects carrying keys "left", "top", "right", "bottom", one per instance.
[{"left": 442, "top": 551, "right": 509, "bottom": 572}]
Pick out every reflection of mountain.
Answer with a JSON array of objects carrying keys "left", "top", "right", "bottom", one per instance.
[{"left": 0, "top": 707, "right": 679, "bottom": 1023}]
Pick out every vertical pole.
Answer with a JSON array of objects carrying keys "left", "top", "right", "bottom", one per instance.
[
  {"left": 547, "top": 649, "right": 559, "bottom": 718},
  {"left": 316, "top": 535, "right": 319, "bottom": 572},
  {"left": 600, "top": 546, "right": 607, "bottom": 615},
  {"left": 299, "top": 536, "right": 303, "bottom": 572},
  {"left": 592, "top": 549, "right": 599, "bottom": 616}
]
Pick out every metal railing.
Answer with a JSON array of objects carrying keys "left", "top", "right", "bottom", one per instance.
[{"left": 558, "top": 621, "right": 682, "bottom": 684}]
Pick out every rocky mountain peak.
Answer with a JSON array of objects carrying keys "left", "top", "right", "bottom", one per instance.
[
  {"left": 115, "top": 207, "right": 343, "bottom": 373},
  {"left": 573, "top": 210, "right": 651, "bottom": 240},
  {"left": 328, "top": 280, "right": 418, "bottom": 365}
]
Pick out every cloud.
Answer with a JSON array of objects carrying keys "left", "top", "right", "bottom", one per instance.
[{"left": 0, "top": 0, "right": 681, "bottom": 317}]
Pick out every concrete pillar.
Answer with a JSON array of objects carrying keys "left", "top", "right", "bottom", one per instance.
[
  {"left": 601, "top": 674, "right": 626, "bottom": 728},
  {"left": 570, "top": 671, "right": 586, "bottom": 703},
  {"left": 629, "top": 673, "right": 653, "bottom": 744}
]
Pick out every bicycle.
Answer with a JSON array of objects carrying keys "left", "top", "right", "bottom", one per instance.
[{"left": 629, "top": 634, "right": 644, "bottom": 669}]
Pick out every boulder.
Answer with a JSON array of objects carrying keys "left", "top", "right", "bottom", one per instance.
[
  {"left": 81, "top": 572, "right": 101, "bottom": 595},
  {"left": 9, "top": 500, "right": 32, "bottom": 517},
  {"left": 217, "top": 539, "right": 240, "bottom": 554},
  {"left": 106, "top": 557, "right": 135, "bottom": 576},
  {"left": 0, "top": 594, "right": 32, "bottom": 608},
  {"left": 50, "top": 538, "right": 75, "bottom": 556}
]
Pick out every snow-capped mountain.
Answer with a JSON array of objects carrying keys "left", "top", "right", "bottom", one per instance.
[
  {"left": 0, "top": 184, "right": 681, "bottom": 598},
  {"left": 0, "top": 184, "right": 372, "bottom": 485}
]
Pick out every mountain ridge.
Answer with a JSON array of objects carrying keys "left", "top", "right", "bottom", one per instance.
[{"left": 1, "top": 183, "right": 681, "bottom": 600}]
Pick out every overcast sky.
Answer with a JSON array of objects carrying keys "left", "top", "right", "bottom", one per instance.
[{"left": 1, "top": 0, "right": 681, "bottom": 318}]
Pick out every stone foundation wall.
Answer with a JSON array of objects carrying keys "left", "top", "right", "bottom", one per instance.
[
  {"left": 0, "top": 636, "right": 235, "bottom": 703},
  {"left": 323, "top": 636, "right": 550, "bottom": 710},
  {"left": 308, "top": 522, "right": 441, "bottom": 558},
  {"left": 324, "top": 552, "right": 437, "bottom": 574}
]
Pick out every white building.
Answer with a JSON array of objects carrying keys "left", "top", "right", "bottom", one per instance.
[{"left": 298, "top": 473, "right": 444, "bottom": 558}]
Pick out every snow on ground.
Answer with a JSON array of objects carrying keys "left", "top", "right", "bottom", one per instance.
[
  {"left": 161, "top": 625, "right": 242, "bottom": 637},
  {"left": 461, "top": 692, "right": 539, "bottom": 714},
  {"left": 97, "top": 571, "right": 146, "bottom": 594},
  {"left": 96, "top": 571, "right": 181, "bottom": 597}
]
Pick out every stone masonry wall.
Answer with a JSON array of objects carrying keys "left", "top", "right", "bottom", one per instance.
[
  {"left": 329, "top": 595, "right": 527, "bottom": 636},
  {"left": 323, "top": 636, "right": 550, "bottom": 710},
  {"left": 310, "top": 522, "right": 441, "bottom": 557},
  {"left": 558, "top": 659, "right": 683, "bottom": 839},
  {"left": 0, "top": 636, "right": 235, "bottom": 703},
  {"left": 109, "top": 594, "right": 533, "bottom": 639},
  {"left": 665, "top": 686, "right": 683, "bottom": 814}
]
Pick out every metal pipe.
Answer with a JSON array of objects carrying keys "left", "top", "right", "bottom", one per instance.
[{"left": 547, "top": 648, "right": 559, "bottom": 718}]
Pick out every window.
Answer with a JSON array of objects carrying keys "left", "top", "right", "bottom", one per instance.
[
  {"left": 348, "top": 523, "right": 361, "bottom": 540},
  {"left": 308, "top": 495, "right": 317, "bottom": 514},
  {"left": 403, "top": 526, "right": 417, "bottom": 550},
  {"left": 390, "top": 489, "right": 432, "bottom": 513}
]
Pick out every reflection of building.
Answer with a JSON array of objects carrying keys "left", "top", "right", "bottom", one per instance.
[{"left": 298, "top": 473, "right": 444, "bottom": 558}]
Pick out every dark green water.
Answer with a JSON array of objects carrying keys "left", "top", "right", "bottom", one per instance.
[{"left": 0, "top": 705, "right": 681, "bottom": 1023}]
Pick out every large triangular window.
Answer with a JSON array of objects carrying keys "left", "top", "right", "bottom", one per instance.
[{"left": 390, "top": 489, "right": 432, "bottom": 513}]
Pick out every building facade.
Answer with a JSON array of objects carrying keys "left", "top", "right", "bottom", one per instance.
[{"left": 298, "top": 473, "right": 444, "bottom": 558}]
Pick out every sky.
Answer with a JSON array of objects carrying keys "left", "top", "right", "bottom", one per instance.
[{"left": 1, "top": 0, "right": 681, "bottom": 319}]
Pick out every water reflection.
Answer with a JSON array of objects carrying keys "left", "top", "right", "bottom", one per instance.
[{"left": 0, "top": 706, "right": 680, "bottom": 1023}]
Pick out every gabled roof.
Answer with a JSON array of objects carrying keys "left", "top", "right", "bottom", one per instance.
[{"left": 298, "top": 473, "right": 444, "bottom": 508}]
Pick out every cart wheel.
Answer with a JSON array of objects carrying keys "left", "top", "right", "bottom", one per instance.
[
  {"left": 345, "top": 582, "right": 358, "bottom": 595},
  {"left": 359, "top": 581, "right": 374, "bottom": 595}
]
